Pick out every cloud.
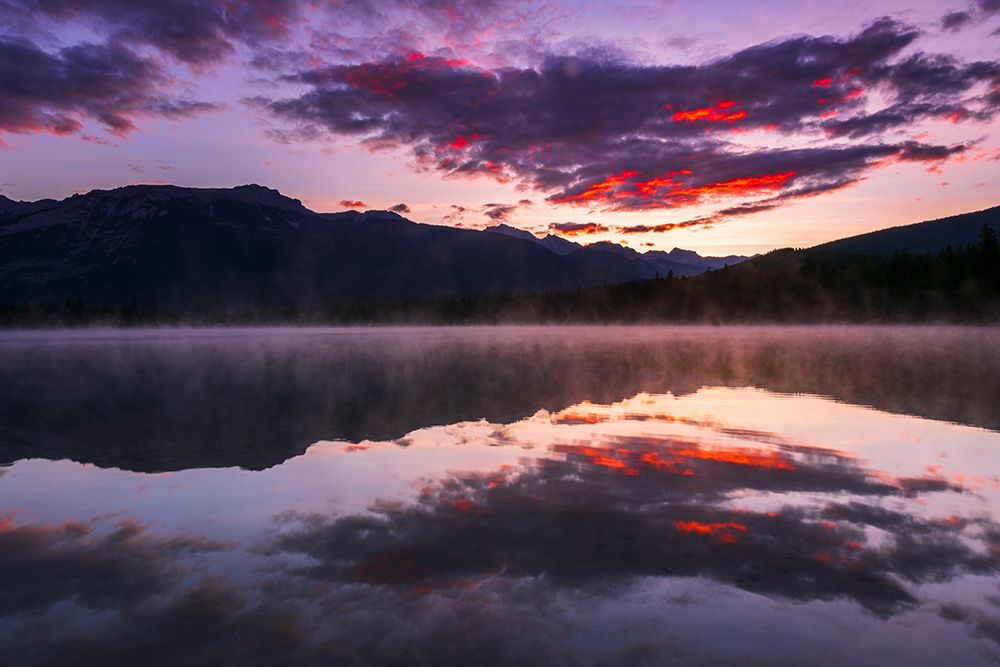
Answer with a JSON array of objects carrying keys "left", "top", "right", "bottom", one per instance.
[
  {"left": 339, "top": 199, "right": 366, "bottom": 208},
  {"left": 941, "top": 11, "right": 974, "bottom": 31},
  {"left": 617, "top": 218, "right": 714, "bottom": 234},
  {"left": 549, "top": 222, "right": 610, "bottom": 236},
  {"left": 482, "top": 202, "right": 518, "bottom": 221},
  {"left": 0, "top": 0, "right": 538, "bottom": 141},
  {"left": 0, "top": 0, "right": 531, "bottom": 69},
  {"left": 0, "top": 36, "right": 221, "bottom": 139},
  {"left": 940, "top": 0, "right": 1000, "bottom": 32},
  {"left": 0, "top": 0, "right": 306, "bottom": 66},
  {"left": 442, "top": 204, "right": 470, "bottom": 224},
  {"left": 388, "top": 202, "right": 411, "bottom": 214},
  {"left": 260, "top": 17, "right": 998, "bottom": 226}
]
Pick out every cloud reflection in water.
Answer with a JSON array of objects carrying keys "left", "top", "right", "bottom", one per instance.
[{"left": 1, "top": 330, "right": 1000, "bottom": 664}]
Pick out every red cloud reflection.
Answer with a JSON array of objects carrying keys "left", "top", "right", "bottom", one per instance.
[
  {"left": 675, "top": 520, "right": 748, "bottom": 543},
  {"left": 552, "top": 439, "right": 798, "bottom": 476}
]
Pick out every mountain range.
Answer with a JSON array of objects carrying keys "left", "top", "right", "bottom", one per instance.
[
  {"left": 0, "top": 184, "right": 745, "bottom": 311},
  {"left": 485, "top": 223, "right": 747, "bottom": 271},
  {"left": 807, "top": 205, "right": 1000, "bottom": 258}
]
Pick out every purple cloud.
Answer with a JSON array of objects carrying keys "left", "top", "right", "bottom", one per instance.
[
  {"left": 549, "top": 222, "right": 610, "bottom": 236},
  {"left": 0, "top": 36, "right": 221, "bottom": 139},
  {"left": 259, "top": 18, "right": 998, "bottom": 227}
]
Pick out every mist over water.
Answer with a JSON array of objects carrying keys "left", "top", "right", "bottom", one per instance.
[{"left": 2, "top": 325, "right": 1000, "bottom": 665}]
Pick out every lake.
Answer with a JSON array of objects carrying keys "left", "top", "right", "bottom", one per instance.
[{"left": 1, "top": 326, "right": 999, "bottom": 666}]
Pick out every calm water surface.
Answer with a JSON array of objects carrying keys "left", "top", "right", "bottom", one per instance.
[{"left": 1, "top": 326, "right": 999, "bottom": 666}]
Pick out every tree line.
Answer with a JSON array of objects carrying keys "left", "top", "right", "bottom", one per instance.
[{"left": 2, "top": 225, "right": 998, "bottom": 326}]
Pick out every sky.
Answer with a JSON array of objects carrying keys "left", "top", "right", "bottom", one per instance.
[{"left": 0, "top": 0, "right": 998, "bottom": 255}]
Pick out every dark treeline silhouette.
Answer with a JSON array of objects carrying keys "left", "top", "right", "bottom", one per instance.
[{"left": 2, "top": 225, "right": 998, "bottom": 326}]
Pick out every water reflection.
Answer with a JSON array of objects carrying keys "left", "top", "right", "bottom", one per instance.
[
  {"left": 1, "top": 327, "right": 1000, "bottom": 665},
  {"left": 268, "top": 396, "right": 995, "bottom": 622},
  {"left": 1, "top": 326, "right": 999, "bottom": 471}
]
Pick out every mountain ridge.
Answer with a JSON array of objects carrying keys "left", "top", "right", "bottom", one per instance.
[
  {"left": 484, "top": 222, "right": 749, "bottom": 273},
  {"left": 0, "top": 183, "right": 716, "bottom": 311},
  {"left": 807, "top": 205, "right": 1000, "bottom": 258},
  {"left": 2, "top": 183, "right": 996, "bottom": 322}
]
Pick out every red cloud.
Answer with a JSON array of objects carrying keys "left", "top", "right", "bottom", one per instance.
[
  {"left": 552, "top": 169, "right": 796, "bottom": 208},
  {"left": 671, "top": 100, "right": 747, "bottom": 123},
  {"left": 339, "top": 199, "right": 366, "bottom": 208},
  {"left": 548, "top": 222, "right": 609, "bottom": 236}
]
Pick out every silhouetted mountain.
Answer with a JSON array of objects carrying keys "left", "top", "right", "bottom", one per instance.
[
  {"left": 486, "top": 223, "right": 747, "bottom": 274},
  {"left": 657, "top": 248, "right": 750, "bottom": 270},
  {"left": 252, "top": 207, "right": 996, "bottom": 324},
  {"left": 386, "top": 215, "right": 998, "bottom": 323},
  {"left": 0, "top": 184, "right": 727, "bottom": 314},
  {"left": 575, "top": 241, "right": 701, "bottom": 277},
  {"left": 4, "top": 185, "right": 994, "bottom": 324},
  {"left": 808, "top": 205, "right": 1000, "bottom": 258},
  {"left": 537, "top": 233, "right": 580, "bottom": 255},
  {"left": 485, "top": 222, "right": 539, "bottom": 243},
  {"left": 0, "top": 194, "right": 57, "bottom": 217}
]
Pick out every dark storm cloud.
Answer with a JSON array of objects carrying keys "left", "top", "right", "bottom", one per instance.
[
  {"left": 260, "top": 17, "right": 998, "bottom": 223},
  {"left": 0, "top": 36, "right": 222, "bottom": 138},
  {"left": 388, "top": 202, "right": 411, "bottom": 214}
]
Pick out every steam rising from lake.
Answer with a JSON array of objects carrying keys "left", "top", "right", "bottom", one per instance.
[{"left": 1, "top": 326, "right": 999, "bottom": 665}]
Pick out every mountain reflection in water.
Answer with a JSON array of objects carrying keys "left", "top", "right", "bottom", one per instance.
[{"left": 1, "top": 326, "right": 999, "bottom": 666}]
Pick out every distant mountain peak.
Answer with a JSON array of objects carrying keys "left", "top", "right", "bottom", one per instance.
[
  {"left": 665, "top": 247, "right": 702, "bottom": 262},
  {"left": 485, "top": 223, "right": 540, "bottom": 242},
  {"left": 538, "top": 234, "right": 580, "bottom": 256},
  {"left": 66, "top": 183, "right": 309, "bottom": 213},
  {"left": 357, "top": 210, "right": 406, "bottom": 222},
  {"left": 583, "top": 241, "right": 640, "bottom": 258}
]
